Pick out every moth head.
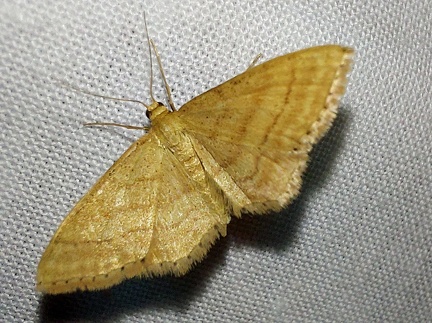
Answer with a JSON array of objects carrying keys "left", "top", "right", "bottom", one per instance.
[{"left": 146, "top": 101, "right": 169, "bottom": 121}]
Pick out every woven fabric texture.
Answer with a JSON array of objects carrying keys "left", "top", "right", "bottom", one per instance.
[{"left": 1, "top": 0, "right": 431, "bottom": 322}]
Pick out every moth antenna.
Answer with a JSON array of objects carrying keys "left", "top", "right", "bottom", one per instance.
[
  {"left": 143, "top": 12, "right": 157, "bottom": 104},
  {"left": 84, "top": 122, "right": 149, "bottom": 131},
  {"left": 56, "top": 81, "right": 149, "bottom": 109},
  {"left": 150, "top": 39, "right": 176, "bottom": 112}
]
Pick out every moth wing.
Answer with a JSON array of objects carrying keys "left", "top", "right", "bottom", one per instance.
[
  {"left": 37, "top": 132, "right": 229, "bottom": 294},
  {"left": 178, "top": 45, "right": 354, "bottom": 214}
]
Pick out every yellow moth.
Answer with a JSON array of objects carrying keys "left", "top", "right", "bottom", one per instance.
[{"left": 37, "top": 30, "right": 353, "bottom": 294}]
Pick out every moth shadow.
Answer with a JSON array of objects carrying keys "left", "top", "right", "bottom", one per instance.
[
  {"left": 228, "top": 107, "right": 351, "bottom": 250},
  {"left": 38, "top": 237, "right": 228, "bottom": 322}
]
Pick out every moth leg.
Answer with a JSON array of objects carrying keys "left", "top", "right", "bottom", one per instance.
[{"left": 246, "top": 53, "right": 263, "bottom": 70}]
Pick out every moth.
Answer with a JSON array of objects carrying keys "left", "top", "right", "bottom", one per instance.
[{"left": 37, "top": 27, "right": 353, "bottom": 294}]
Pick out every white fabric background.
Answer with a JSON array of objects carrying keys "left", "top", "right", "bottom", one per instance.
[{"left": 1, "top": 0, "right": 431, "bottom": 322}]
